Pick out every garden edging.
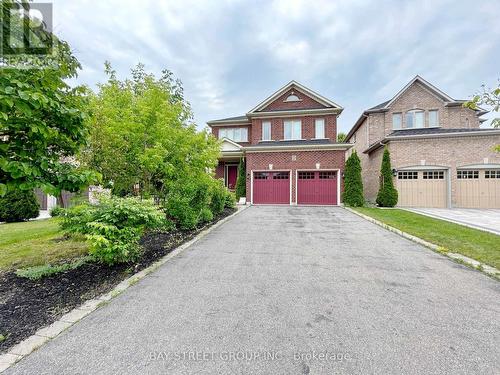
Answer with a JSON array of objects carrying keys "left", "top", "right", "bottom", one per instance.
[
  {"left": 344, "top": 207, "right": 500, "bottom": 280},
  {"left": 0, "top": 205, "right": 248, "bottom": 373}
]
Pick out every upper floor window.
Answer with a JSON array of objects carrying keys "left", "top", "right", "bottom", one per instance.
[
  {"left": 428, "top": 110, "right": 439, "bottom": 127},
  {"left": 218, "top": 127, "right": 248, "bottom": 142},
  {"left": 406, "top": 110, "right": 424, "bottom": 128},
  {"left": 284, "top": 120, "right": 302, "bottom": 140},
  {"left": 315, "top": 119, "right": 325, "bottom": 138},
  {"left": 262, "top": 121, "right": 271, "bottom": 141},
  {"left": 392, "top": 113, "right": 402, "bottom": 129}
]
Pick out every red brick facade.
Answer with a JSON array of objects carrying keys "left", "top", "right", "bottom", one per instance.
[
  {"left": 208, "top": 82, "right": 349, "bottom": 204},
  {"left": 258, "top": 88, "right": 328, "bottom": 112},
  {"left": 245, "top": 150, "right": 345, "bottom": 203},
  {"left": 249, "top": 115, "right": 337, "bottom": 144}
]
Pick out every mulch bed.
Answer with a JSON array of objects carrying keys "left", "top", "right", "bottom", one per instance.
[{"left": 0, "top": 207, "right": 236, "bottom": 353}]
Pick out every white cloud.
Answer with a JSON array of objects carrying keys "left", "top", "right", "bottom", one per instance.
[{"left": 41, "top": 0, "right": 500, "bottom": 131}]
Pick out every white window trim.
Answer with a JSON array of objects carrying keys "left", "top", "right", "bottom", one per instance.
[
  {"left": 405, "top": 110, "right": 425, "bottom": 129},
  {"left": 428, "top": 109, "right": 440, "bottom": 128},
  {"left": 262, "top": 121, "right": 272, "bottom": 141},
  {"left": 283, "top": 119, "right": 302, "bottom": 140},
  {"left": 314, "top": 118, "right": 326, "bottom": 139},
  {"left": 218, "top": 127, "right": 248, "bottom": 142},
  {"left": 392, "top": 113, "right": 402, "bottom": 130}
]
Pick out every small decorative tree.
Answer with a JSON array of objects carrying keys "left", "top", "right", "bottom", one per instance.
[
  {"left": 0, "top": 189, "right": 40, "bottom": 222},
  {"left": 235, "top": 158, "right": 246, "bottom": 200},
  {"left": 337, "top": 132, "right": 347, "bottom": 143},
  {"left": 343, "top": 151, "right": 364, "bottom": 206},
  {"left": 376, "top": 147, "right": 398, "bottom": 207}
]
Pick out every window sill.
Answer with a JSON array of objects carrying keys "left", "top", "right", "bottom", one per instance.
[
  {"left": 311, "top": 137, "right": 329, "bottom": 140},
  {"left": 280, "top": 138, "right": 306, "bottom": 142}
]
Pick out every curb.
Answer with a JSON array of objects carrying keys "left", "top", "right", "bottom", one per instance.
[
  {"left": 344, "top": 207, "right": 500, "bottom": 280},
  {"left": 0, "top": 205, "right": 248, "bottom": 373}
]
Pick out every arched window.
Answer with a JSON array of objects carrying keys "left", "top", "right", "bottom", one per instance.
[{"left": 284, "top": 91, "right": 301, "bottom": 102}]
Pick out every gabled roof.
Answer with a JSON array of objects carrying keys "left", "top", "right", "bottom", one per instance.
[
  {"left": 345, "top": 75, "right": 489, "bottom": 141},
  {"left": 248, "top": 80, "right": 343, "bottom": 113},
  {"left": 207, "top": 115, "right": 250, "bottom": 125}
]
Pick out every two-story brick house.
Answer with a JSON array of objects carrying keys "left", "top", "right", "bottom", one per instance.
[
  {"left": 208, "top": 81, "right": 352, "bottom": 205},
  {"left": 345, "top": 76, "right": 500, "bottom": 208}
]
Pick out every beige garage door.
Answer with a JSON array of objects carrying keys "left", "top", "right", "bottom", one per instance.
[
  {"left": 456, "top": 169, "right": 500, "bottom": 208},
  {"left": 396, "top": 170, "right": 447, "bottom": 208}
]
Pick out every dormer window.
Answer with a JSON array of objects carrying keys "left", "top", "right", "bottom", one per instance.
[{"left": 284, "top": 91, "right": 301, "bottom": 102}]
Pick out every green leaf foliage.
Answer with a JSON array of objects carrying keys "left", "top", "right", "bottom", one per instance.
[
  {"left": 82, "top": 63, "right": 220, "bottom": 197},
  {"left": 0, "top": 1, "right": 95, "bottom": 197},
  {"left": 343, "top": 151, "right": 364, "bottom": 207},
  {"left": 61, "top": 196, "right": 172, "bottom": 265},
  {"left": 235, "top": 158, "right": 246, "bottom": 200},
  {"left": 164, "top": 173, "right": 233, "bottom": 230},
  {"left": 376, "top": 147, "right": 398, "bottom": 207},
  {"left": 0, "top": 188, "right": 39, "bottom": 222}
]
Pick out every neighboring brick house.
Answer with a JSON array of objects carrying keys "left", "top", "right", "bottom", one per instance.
[
  {"left": 208, "top": 81, "right": 352, "bottom": 205},
  {"left": 345, "top": 75, "right": 500, "bottom": 208}
]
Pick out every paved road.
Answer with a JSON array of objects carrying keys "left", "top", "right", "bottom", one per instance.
[
  {"left": 408, "top": 208, "right": 500, "bottom": 235},
  {"left": 7, "top": 206, "right": 500, "bottom": 374}
]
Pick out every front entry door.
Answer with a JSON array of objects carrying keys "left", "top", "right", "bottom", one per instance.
[{"left": 227, "top": 165, "right": 238, "bottom": 190}]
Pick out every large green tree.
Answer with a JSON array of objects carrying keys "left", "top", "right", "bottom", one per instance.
[
  {"left": 464, "top": 81, "right": 500, "bottom": 152},
  {"left": 0, "top": 0, "right": 97, "bottom": 197},
  {"left": 83, "top": 63, "right": 220, "bottom": 198},
  {"left": 376, "top": 147, "right": 398, "bottom": 207},
  {"left": 343, "top": 151, "right": 364, "bottom": 207}
]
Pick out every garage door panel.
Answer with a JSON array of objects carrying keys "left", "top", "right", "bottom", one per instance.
[
  {"left": 297, "top": 171, "right": 338, "bottom": 205},
  {"left": 456, "top": 169, "right": 500, "bottom": 208},
  {"left": 396, "top": 170, "right": 447, "bottom": 208},
  {"left": 253, "top": 171, "right": 290, "bottom": 204}
]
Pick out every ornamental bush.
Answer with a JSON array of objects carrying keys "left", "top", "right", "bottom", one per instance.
[
  {"left": 376, "top": 147, "right": 398, "bottom": 207},
  {"left": 61, "top": 196, "right": 172, "bottom": 265},
  {"left": 209, "top": 179, "right": 226, "bottom": 216},
  {"left": 0, "top": 189, "right": 40, "bottom": 222},
  {"left": 343, "top": 151, "right": 364, "bottom": 207},
  {"left": 235, "top": 158, "right": 246, "bottom": 200},
  {"left": 164, "top": 174, "right": 212, "bottom": 230}
]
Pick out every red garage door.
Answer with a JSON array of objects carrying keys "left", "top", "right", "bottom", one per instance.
[
  {"left": 253, "top": 171, "right": 290, "bottom": 204},
  {"left": 297, "top": 171, "right": 338, "bottom": 205}
]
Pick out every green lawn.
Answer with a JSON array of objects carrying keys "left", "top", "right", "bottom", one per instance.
[
  {"left": 354, "top": 208, "right": 500, "bottom": 269},
  {"left": 0, "top": 219, "right": 88, "bottom": 271}
]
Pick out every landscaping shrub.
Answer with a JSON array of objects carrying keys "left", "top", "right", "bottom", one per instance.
[
  {"left": 200, "top": 207, "right": 214, "bottom": 223},
  {"left": 343, "top": 151, "right": 364, "bottom": 207},
  {"left": 209, "top": 179, "right": 226, "bottom": 216},
  {"left": 224, "top": 190, "right": 236, "bottom": 208},
  {"left": 235, "top": 158, "right": 246, "bottom": 200},
  {"left": 15, "top": 256, "right": 91, "bottom": 280},
  {"left": 49, "top": 206, "right": 65, "bottom": 217},
  {"left": 61, "top": 196, "right": 172, "bottom": 265},
  {"left": 0, "top": 189, "right": 39, "bottom": 222},
  {"left": 164, "top": 174, "right": 212, "bottom": 230},
  {"left": 376, "top": 147, "right": 398, "bottom": 207}
]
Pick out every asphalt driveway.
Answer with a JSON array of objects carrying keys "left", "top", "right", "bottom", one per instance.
[
  {"left": 6, "top": 206, "right": 500, "bottom": 374},
  {"left": 408, "top": 208, "right": 500, "bottom": 235}
]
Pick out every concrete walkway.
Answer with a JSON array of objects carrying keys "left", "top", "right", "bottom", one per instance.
[
  {"left": 6, "top": 206, "right": 500, "bottom": 374},
  {"left": 407, "top": 208, "right": 500, "bottom": 235}
]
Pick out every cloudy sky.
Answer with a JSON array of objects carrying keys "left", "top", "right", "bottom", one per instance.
[{"left": 47, "top": 0, "right": 499, "bottom": 132}]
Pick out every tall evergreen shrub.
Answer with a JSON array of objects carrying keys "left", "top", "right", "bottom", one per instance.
[
  {"left": 376, "top": 147, "right": 398, "bottom": 207},
  {"left": 343, "top": 151, "right": 364, "bottom": 206}
]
